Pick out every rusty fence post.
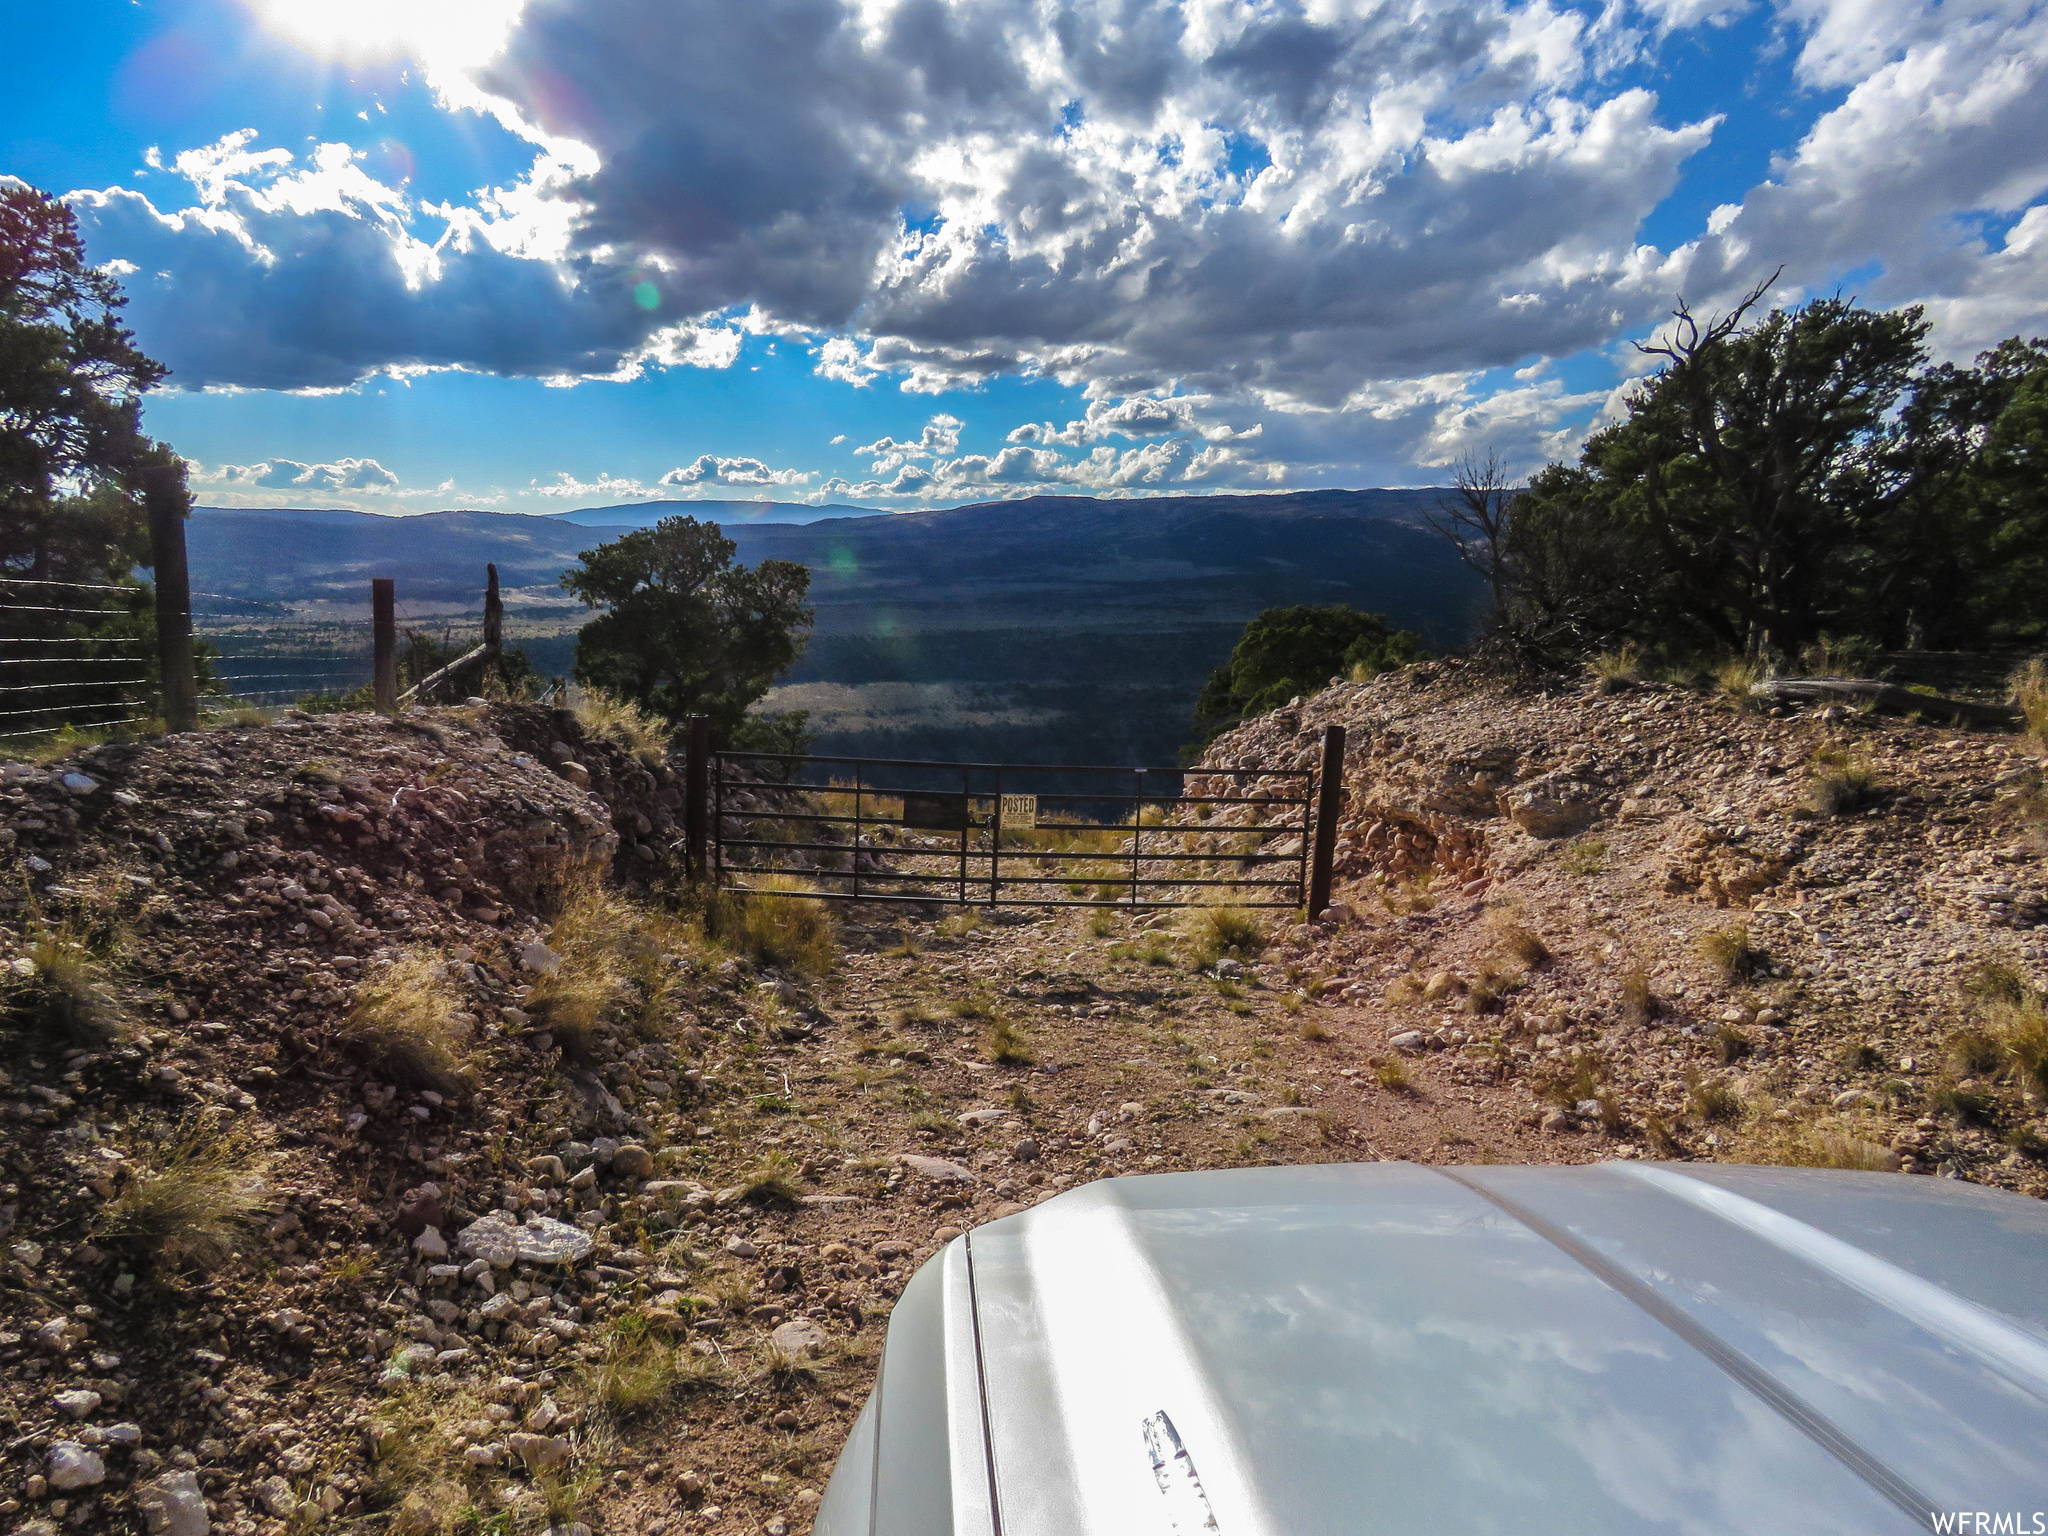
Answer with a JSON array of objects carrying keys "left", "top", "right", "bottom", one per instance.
[
  {"left": 685, "top": 715, "right": 710, "bottom": 880},
  {"left": 372, "top": 579, "right": 397, "bottom": 714},
  {"left": 1307, "top": 724, "right": 1345, "bottom": 918}
]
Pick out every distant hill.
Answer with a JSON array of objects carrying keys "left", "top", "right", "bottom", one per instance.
[
  {"left": 541, "top": 499, "right": 877, "bottom": 528},
  {"left": 187, "top": 491, "right": 1481, "bottom": 763}
]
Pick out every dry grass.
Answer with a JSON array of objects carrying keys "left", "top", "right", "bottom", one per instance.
[
  {"left": 2010, "top": 657, "right": 2048, "bottom": 742},
  {"left": 708, "top": 875, "right": 838, "bottom": 975},
  {"left": 1184, "top": 906, "right": 1266, "bottom": 968},
  {"left": 1716, "top": 656, "right": 1766, "bottom": 705},
  {"left": 1687, "top": 1073, "right": 1743, "bottom": 1123},
  {"left": 1700, "top": 924, "right": 1767, "bottom": 982},
  {"left": 1298, "top": 1016, "right": 1330, "bottom": 1042},
  {"left": 1589, "top": 644, "right": 1642, "bottom": 694},
  {"left": 1808, "top": 750, "right": 1881, "bottom": 816},
  {"left": 338, "top": 948, "right": 472, "bottom": 1094},
  {"left": 1766, "top": 1126, "right": 1898, "bottom": 1171},
  {"left": 1619, "top": 964, "right": 1660, "bottom": 1026},
  {"left": 574, "top": 688, "right": 673, "bottom": 763},
  {"left": 1492, "top": 920, "right": 1552, "bottom": 970},
  {"left": 1370, "top": 1055, "right": 1413, "bottom": 1093},
  {"left": 1959, "top": 960, "right": 2048, "bottom": 1097},
  {"left": 97, "top": 1115, "right": 269, "bottom": 1269},
  {"left": 3, "top": 912, "right": 135, "bottom": 1044},
  {"left": 986, "top": 1016, "right": 1036, "bottom": 1066},
  {"left": 736, "top": 1150, "right": 804, "bottom": 1206},
  {"left": 1713, "top": 1023, "right": 1753, "bottom": 1064},
  {"left": 1560, "top": 838, "right": 1607, "bottom": 876}
]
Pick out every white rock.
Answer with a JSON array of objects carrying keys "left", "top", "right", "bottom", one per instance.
[
  {"left": 456, "top": 1214, "right": 522, "bottom": 1269},
  {"left": 412, "top": 1226, "right": 450, "bottom": 1258},
  {"left": 770, "top": 1318, "right": 829, "bottom": 1357},
  {"left": 1388, "top": 1030, "right": 1427, "bottom": 1053},
  {"left": 47, "top": 1442, "right": 106, "bottom": 1490},
  {"left": 515, "top": 1216, "right": 594, "bottom": 1265},
  {"left": 136, "top": 1470, "right": 209, "bottom": 1536},
  {"left": 52, "top": 1389, "right": 101, "bottom": 1419},
  {"left": 898, "top": 1154, "right": 978, "bottom": 1182},
  {"left": 257, "top": 1475, "right": 298, "bottom": 1516},
  {"left": 58, "top": 772, "right": 99, "bottom": 796},
  {"left": 521, "top": 942, "right": 563, "bottom": 975}
]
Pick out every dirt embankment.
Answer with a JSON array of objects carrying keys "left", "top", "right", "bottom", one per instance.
[{"left": 0, "top": 674, "right": 2042, "bottom": 1536}]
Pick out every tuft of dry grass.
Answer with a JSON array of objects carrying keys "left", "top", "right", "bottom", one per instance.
[
  {"left": 574, "top": 688, "right": 673, "bottom": 763},
  {"left": 1687, "top": 1073, "right": 1743, "bottom": 1123},
  {"left": 1767, "top": 1127, "right": 1898, "bottom": 1171},
  {"left": 1492, "top": 920, "right": 1552, "bottom": 970},
  {"left": 1299, "top": 1016, "right": 1330, "bottom": 1042},
  {"left": 3, "top": 912, "right": 135, "bottom": 1044},
  {"left": 1808, "top": 750, "right": 1881, "bottom": 816},
  {"left": 1560, "top": 838, "right": 1607, "bottom": 876},
  {"left": 338, "top": 948, "right": 472, "bottom": 1093},
  {"left": 736, "top": 1150, "right": 804, "bottom": 1206},
  {"left": 986, "top": 1016, "right": 1037, "bottom": 1067},
  {"left": 1619, "top": 964, "right": 1660, "bottom": 1026},
  {"left": 1958, "top": 960, "right": 2048, "bottom": 1097},
  {"left": 1589, "top": 644, "right": 1642, "bottom": 694},
  {"left": 2010, "top": 657, "right": 2048, "bottom": 742},
  {"left": 96, "top": 1116, "right": 269, "bottom": 1269},
  {"left": 708, "top": 875, "right": 838, "bottom": 975},
  {"left": 1716, "top": 656, "right": 1766, "bottom": 706},
  {"left": 1700, "top": 924, "right": 1767, "bottom": 982},
  {"left": 1184, "top": 906, "right": 1266, "bottom": 968},
  {"left": 1713, "top": 1023, "right": 1753, "bottom": 1064},
  {"left": 1370, "top": 1055, "right": 1413, "bottom": 1093}
]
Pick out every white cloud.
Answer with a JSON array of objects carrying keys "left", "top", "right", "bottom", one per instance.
[
  {"left": 532, "top": 472, "right": 660, "bottom": 500},
  {"left": 659, "top": 455, "right": 814, "bottom": 489},
  {"left": 65, "top": 0, "right": 2048, "bottom": 485},
  {"left": 198, "top": 456, "right": 403, "bottom": 491}
]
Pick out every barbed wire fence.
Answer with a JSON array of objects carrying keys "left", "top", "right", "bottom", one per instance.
[
  {"left": 4, "top": 540, "right": 528, "bottom": 746},
  {"left": 0, "top": 577, "right": 157, "bottom": 739}
]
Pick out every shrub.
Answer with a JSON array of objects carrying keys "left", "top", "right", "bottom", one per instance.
[
  {"left": 338, "top": 949, "right": 472, "bottom": 1093},
  {"left": 97, "top": 1117, "right": 269, "bottom": 1269}
]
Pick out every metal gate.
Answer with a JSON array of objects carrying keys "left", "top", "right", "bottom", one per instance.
[{"left": 707, "top": 745, "right": 1335, "bottom": 910}]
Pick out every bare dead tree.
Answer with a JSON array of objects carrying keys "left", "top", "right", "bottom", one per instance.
[{"left": 1423, "top": 449, "right": 1523, "bottom": 629}]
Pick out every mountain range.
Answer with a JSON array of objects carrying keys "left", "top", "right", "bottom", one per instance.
[{"left": 187, "top": 491, "right": 1481, "bottom": 763}]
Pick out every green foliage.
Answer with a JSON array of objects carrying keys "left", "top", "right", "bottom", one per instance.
[
  {"left": 563, "top": 516, "right": 813, "bottom": 748},
  {"left": 2, "top": 186, "right": 193, "bottom": 734},
  {"left": 1187, "top": 604, "right": 1423, "bottom": 752},
  {"left": 1486, "top": 288, "right": 2048, "bottom": 662}
]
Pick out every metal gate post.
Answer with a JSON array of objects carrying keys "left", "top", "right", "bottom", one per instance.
[
  {"left": 1307, "top": 725, "right": 1346, "bottom": 918},
  {"left": 144, "top": 457, "right": 198, "bottom": 733},
  {"left": 685, "top": 715, "right": 709, "bottom": 880}
]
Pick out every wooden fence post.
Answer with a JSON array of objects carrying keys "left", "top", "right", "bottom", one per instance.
[
  {"left": 1308, "top": 724, "right": 1346, "bottom": 918},
  {"left": 372, "top": 579, "right": 397, "bottom": 714},
  {"left": 685, "top": 715, "right": 710, "bottom": 879},
  {"left": 144, "top": 461, "right": 198, "bottom": 733},
  {"left": 482, "top": 563, "right": 503, "bottom": 688}
]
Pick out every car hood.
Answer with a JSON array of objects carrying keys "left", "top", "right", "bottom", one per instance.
[{"left": 818, "top": 1161, "right": 2048, "bottom": 1536}]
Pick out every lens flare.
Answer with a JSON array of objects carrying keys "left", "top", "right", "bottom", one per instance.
[{"left": 252, "top": 0, "right": 525, "bottom": 72}]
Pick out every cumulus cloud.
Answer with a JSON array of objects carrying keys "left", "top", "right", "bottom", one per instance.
[
  {"left": 66, "top": 0, "right": 2048, "bottom": 482},
  {"left": 533, "top": 471, "right": 661, "bottom": 499},
  {"left": 68, "top": 129, "right": 744, "bottom": 391},
  {"left": 200, "top": 456, "right": 403, "bottom": 491},
  {"left": 660, "top": 455, "right": 814, "bottom": 489}
]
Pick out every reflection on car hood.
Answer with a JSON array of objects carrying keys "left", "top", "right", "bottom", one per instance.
[{"left": 819, "top": 1161, "right": 2048, "bottom": 1536}]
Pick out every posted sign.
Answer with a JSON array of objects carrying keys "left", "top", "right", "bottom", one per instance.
[{"left": 999, "top": 794, "right": 1038, "bottom": 828}]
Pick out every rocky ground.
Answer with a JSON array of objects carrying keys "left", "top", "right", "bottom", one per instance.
[{"left": 0, "top": 669, "right": 2042, "bottom": 1536}]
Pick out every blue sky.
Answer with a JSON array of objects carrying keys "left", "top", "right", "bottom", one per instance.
[{"left": 8, "top": 0, "right": 2046, "bottom": 515}]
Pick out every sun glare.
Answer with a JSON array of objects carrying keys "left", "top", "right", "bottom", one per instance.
[{"left": 254, "top": 0, "right": 525, "bottom": 72}]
